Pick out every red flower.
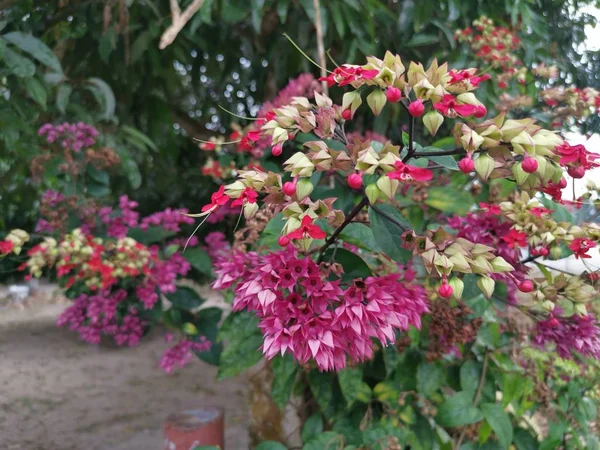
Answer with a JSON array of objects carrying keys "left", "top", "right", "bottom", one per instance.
[
  {"left": 448, "top": 70, "right": 491, "bottom": 88},
  {"left": 319, "top": 65, "right": 379, "bottom": 87},
  {"left": 569, "top": 238, "right": 596, "bottom": 259},
  {"left": 530, "top": 207, "right": 553, "bottom": 218},
  {"left": 231, "top": 187, "right": 258, "bottom": 207},
  {"left": 0, "top": 240, "right": 14, "bottom": 254},
  {"left": 201, "top": 186, "right": 230, "bottom": 212},
  {"left": 479, "top": 202, "right": 501, "bottom": 215},
  {"left": 555, "top": 142, "right": 599, "bottom": 174},
  {"left": 387, "top": 161, "right": 433, "bottom": 182},
  {"left": 199, "top": 142, "right": 216, "bottom": 151},
  {"left": 501, "top": 229, "right": 528, "bottom": 248},
  {"left": 286, "top": 216, "right": 327, "bottom": 241},
  {"left": 246, "top": 130, "right": 261, "bottom": 142},
  {"left": 433, "top": 94, "right": 477, "bottom": 118}
]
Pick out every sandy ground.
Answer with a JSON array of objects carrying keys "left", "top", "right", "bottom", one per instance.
[{"left": 0, "top": 284, "right": 250, "bottom": 450}]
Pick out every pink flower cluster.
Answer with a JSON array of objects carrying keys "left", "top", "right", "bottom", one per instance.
[
  {"left": 99, "top": 196, "right": 141, "bottom": 238},
  {"left": 533, "top": 311, "right": 600, "bottom": 360},
  {"left": 38, "top": 122, "right": 99, "bottom": 152},
  {"left": 448, "top": 211, "right": 527, "bottom": 303},
  {"left": 213, "top": 248, "right": 428, "bottom": 371},
  {"left": 140, "top": 208, "right": 194, "bottom": 232},
  {"left": 57, "top": 289, "right": 145, "bottom": 346},
  {"left": 258, "top": 73, "right": 320, "bottom": 118},
  {"left": 204, "top": 232, "right": 230, "bottom": 259},
  {"left": 136, "top": 251, "right": 191, "bottom": 309},
  {"left": 159, "top": 337, "right": 212, "bottom": 374}
]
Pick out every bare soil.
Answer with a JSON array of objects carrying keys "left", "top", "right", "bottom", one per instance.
[{"left": 0, "top": 284, "right": 250, "bottom": 450}]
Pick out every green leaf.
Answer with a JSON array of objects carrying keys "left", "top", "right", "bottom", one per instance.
[
  {"left": 24, "top": 77, "right": 47, "bottom": 108},
  {"left": 419, "top": 146, "right": 458, "bottom": 170},
  {"left": 513, "top": 429, "right": 539, "bottom": 450},
  {"left": 322, "top": 247, "right": 371, "bottom": 281},
  {"left": 217, "top": 312, "right": 262, "bottom": 379},
  {"left": 87, "top": 165, "right": 110, "bottom": 185},
  {"left": 339, "top": 222, "right": 378, "bottom": 252},
  {"left": 308, "top": 370, "right": 338, "bottom": 419},
  {"left": 436, "top": 392, "right": 484, "bottom": 428},
  {"left": 338, "top": 367, "right": 371, "bottom": 407},
  {"left": 539, "top": 196, "right": 573, "bottom": 224},
  {"left": 417, "top": 361, "right": 445, "bottom": 397},
  {"left": 373, "top": 380, "right": 402, "bottom": 403},
  {"left": 3, "top": 32, "right": 62, "bottom": 73},
  {"left": 166, "top": 286, "right": 205, "bottom": 310},
  {"left": 44, "top": 72, "right": 64, "bottom": 85},
  {"left": 192, "top": 307, "right": 222, "bottom": 365},
  {"left": 302, "top": 414, "right": 324, "bottom": 443},
  {"left": 130, "top": 31, "right": 152, "bottom": 64},
  {"left": 255, "top": 442, "right": 287, "bottom": 450},
  {"left": 122, "top": 125, "right": 158, "bottom": 151},
  {"left": 303, "top": 431, "right": 344, "bottom": 450},
  {"left": 460, "top": 360, "right": 481, "bottom": 397},
  {"left": 86, "top": 182, "right": 111, "bottom": 197},
  {"left": 271, "top": 354, "right": 297, "bottom": 410},
  {"left": 276, "top": 0, "right": 290, "bottom": 23},
  {"left": 368, "top": 205, "right": 413, "bottom": 263},
  {"left": 480, "top": 403, "right": 513, "bottom": 449},
  {"left": 128, "top": 226, "right": 177, "bottom": 245},
  {"left": 183, "top": 247, "right": 213, "bottom": 276},
  {"left": 87, "top": 77, "right": 116, "bottom": 119},
  {"left": 406, "top": 34, "right": 439, "bottom": 47},
  {"left": 3, "top": 47, "right": 35, "bottom": 77},
  {"left": 424, "top": 187, "right": 472, "bottom": 215},
  {"left": 193, "top": 446, "right": 221, "bottom": 450},
  {"left": 56, "top": 84, "right": 72, "bottom": 114}
]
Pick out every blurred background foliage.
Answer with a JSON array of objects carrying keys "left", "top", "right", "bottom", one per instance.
[{"left": 0, "top": 0, "right": 598, "bottom": 231}]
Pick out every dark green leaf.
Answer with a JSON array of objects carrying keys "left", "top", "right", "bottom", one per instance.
[
  {"left": 87, "top": 77, "right": 116, "bottom": 119},
  {"left": 56, "top": 84, "right": 72, "bottom": 114},
  {"left": 368, "top": 205, "right": 413, "bottom": 263},
  {"left": 539, "top": 196, "right": 573, "bottom": 224},
  {"left": 4, "top": 47, "right": 35, "bottom": 77},
  {"left": 406, "top": 34, "right": 439, "bottom": 47},
  {"left": 24, "top": 77, "right": 47, "bottom": 108},
  {"left": 308, "top": 370, "right": 338, "bottom": 419},
  {"left": 86, "top": 182, "right": 111, "bottom": 197},
  {"left": 183, "top": 247, "right": 213, "bottom": 276},
  {"left": 271, "top": 354, "right": 298, "bottom": 410},
  {"left": 338, "top": 367, "right": 371, "bottom": 407},
  {"left": 255, "top": 442, "right": 287, "bottom": 450},
  {"left": 303, "top": 431, "right": 344, "bottom": 450},
  {"left": 339, "top": 223, "right": 378, "bottom": 252},
  {"left": 302, "top": 414, "right": 324, "bottom": 443},
  {"left": 3, "top": 32, "right": 62, "bottom": 73},
  {"left": 166, "top": 286, "right": 205, "bottom": 310},
  {"left": 513, "top": 429, "right": 539, "bottom": 450},
  {"left": 417, "top": 361, "right": 445, "bottom": 397},
  {"left": 481, "top": 403, "right": 513, "bottom": 449},
  {"left": 436, "top": 391, "right": 483, "bottom": 428},
  {"left": 460, "top": 360, "right": 481, "bottom": 397},
  {"left": 322, "top": 247, "right": 371, "bottom": 281},
  {"left": 217, "top": 312, "right": 262, "bottom": 380}
]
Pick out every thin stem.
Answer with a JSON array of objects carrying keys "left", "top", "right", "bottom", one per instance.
[
  {"left": 520, "top": 254, "right": 540, "bottom": 264},
  {"left": 316, "top": 196, "right": 369, "bottom": 263},
  {"left": 412, "top": 147, "right": 467, "bottom": 158},
  {"left": 312, "top": 0, "right": 328, "bottom": 95},
  {"left": 455, "top": 350, "right": 489, "bottom": 450}
]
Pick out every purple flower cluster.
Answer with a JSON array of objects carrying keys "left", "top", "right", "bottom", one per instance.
[
  {"left": 533, "top": 312, "right": 600, "bottom": 360},
  {"left": 159, "top": 337, "right": 212, "bottom": 373},
  {"left": 57, "top": 289, "right": 144, "bottom": 346},
  {"left": 99, "top": 196, "right": 141, "bottom": 238},
  {"left": 258, "top": 73, "right": 320, "bottom": 118},
  {"left": 140, "top": 208, "right": 194, "bottom": 232},
  {"left": 38, "top": 122, "right": 99, "bottom": 152}
]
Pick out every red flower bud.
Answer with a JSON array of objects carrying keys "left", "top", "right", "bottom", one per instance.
[
  {"left": 407, "top": 99, "right": 425, "bottom": 117},
  {"left": 517, "top": 280, "right": 534, "bottom": 293},
  {"left": 498, "top": 81, "right": 507, "bottom": 89},
  {"left": 271, "top": 144, "right": 283, "bottom": 157},
  {"left": 567, "top": 166, "right": 586, "bottom": 179},
  {"left": 539, "top": 247, "right": 549, "bottom": 256},
  {"left": 557, "top": 177, "right": 567, "bottom": 189},
  {"left": 282, "top": 181, "right": 297, "bottom": 197},
  {"left": 473, "top": 105, "right": 487, "bottom": 118},
  {"left": 278, "top": 235, "right": 290, "bottom": 246},
  {"left": 347, "top": 172, "right": 363, "bottom": 190},
  {"left": 342, "top": 109, "right": 353, "bottom": 120},
  {"left": 548, "top": 316, "right": 559, "bottom": 327},
  {"left": 385, "top": 87, "right": 402, "bottom": 103},
  {"left": 438, "top": 283, "right": 454, "bottom": 299},
  {"left": 522, "top": 157, "right": 538, "bottom": 173},
  {"left": 458, "top": 156, "right": 475, "bottom": 173}
]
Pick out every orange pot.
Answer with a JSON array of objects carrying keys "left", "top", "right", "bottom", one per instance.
[{"left": 164, "top": 407, "right": 224, "bottom": 450}]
